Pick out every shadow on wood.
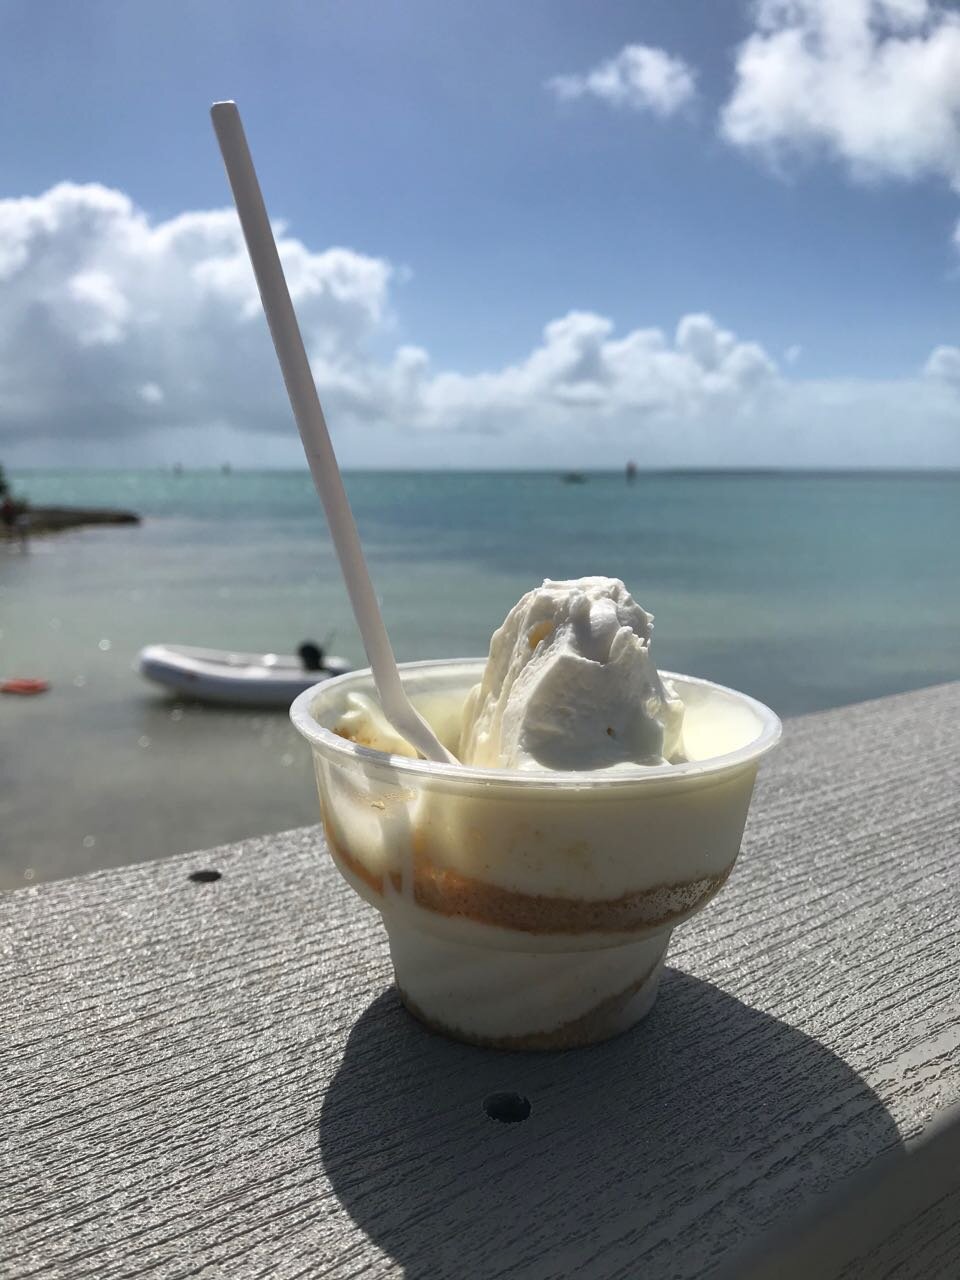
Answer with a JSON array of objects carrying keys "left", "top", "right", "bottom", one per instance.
[{"left": 319, "top": 969, "right": 904, "bottom": 1279}]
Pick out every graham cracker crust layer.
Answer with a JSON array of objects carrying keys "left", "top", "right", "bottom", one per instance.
[
  {"left": 397, "top": 962, "right": 661, "bottom": 1050},
  {"left": 323, "top": 817, "right": 732, "bottom": 935}
]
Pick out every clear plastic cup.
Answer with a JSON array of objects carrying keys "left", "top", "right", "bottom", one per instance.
[{"left": 291, "top": 659, "right": 781, "bottom": 1050}]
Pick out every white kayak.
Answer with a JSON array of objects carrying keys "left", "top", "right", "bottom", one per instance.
[{"left": 138, "top": 643, "right": 351, "bottom": 708}]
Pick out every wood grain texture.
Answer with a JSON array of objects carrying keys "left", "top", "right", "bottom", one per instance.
[
  {"left": 838, "top": 1182, "right": 960, "bottom": 1279},
  {"left": 2, "top": 682, "right": 959, "bottom": 1280},
  {"left": 730, "top": 1104, "right": 960, "bottom": 1279}
]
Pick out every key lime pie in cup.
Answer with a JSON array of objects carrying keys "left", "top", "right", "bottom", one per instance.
[{"left": 291, "top": 577, "right": 780, "bottom": 1050}]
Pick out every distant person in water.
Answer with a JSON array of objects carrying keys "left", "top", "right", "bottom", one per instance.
[
  {"left": 298, "top": 641, "right": 325, "bottom": 672},
  {"left": 626, "top": 461, "right": 638, "bottom": 483}
]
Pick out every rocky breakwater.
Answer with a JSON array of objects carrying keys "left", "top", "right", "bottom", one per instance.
[{"left": 4, "top": 505, "right": 141, "bottom": 536}]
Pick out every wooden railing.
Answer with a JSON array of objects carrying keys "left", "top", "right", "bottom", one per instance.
[{"left": 3, "top": 683, "right": 959, "bottom": 1278}]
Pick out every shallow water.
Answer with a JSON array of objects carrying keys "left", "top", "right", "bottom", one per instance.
[{"left": 2, "top": 468, "right": 958, "bottom": 888}]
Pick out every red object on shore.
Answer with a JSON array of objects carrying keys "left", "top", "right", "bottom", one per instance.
[{"left": 1, "top": 678, "right": 49, "bottom": 695}]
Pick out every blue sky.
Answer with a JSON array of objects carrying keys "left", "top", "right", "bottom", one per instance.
[{"left": 3, "top": 0, "right": 960, "bottom": 467}]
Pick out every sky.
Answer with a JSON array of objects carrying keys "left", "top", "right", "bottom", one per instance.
[{"left": 2, "top": 0, "right": 960, "bottom": 469}]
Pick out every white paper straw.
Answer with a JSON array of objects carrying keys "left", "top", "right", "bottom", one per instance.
[{"left": 211, "top": 101, "right": 455, "bottom": 764}]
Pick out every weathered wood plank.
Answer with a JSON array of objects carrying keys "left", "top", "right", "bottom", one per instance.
[{"left": 2, "top": 682, "right": 959, "bottom": 1279}]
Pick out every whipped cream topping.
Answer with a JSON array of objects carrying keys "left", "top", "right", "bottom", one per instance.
[{"left": 458, "top": 577, "right": 684, "bottom": 771}]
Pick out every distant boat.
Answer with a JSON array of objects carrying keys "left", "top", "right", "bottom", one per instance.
[
  {"left": 138, "top": 643, "right": 351, "bottom": 708},
  {"left": 561, "top": 472, "right": 586, "bottom": 484}
]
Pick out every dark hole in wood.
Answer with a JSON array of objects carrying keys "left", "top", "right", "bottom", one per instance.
[
  {"left": 189, "top": 869, "right": 222, "bottom": 884},
  {"left": 483, "top": 1092, "right": 531, "bottom": 1123}
]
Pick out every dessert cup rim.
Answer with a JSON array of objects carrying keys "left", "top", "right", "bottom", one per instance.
[{"left": 289, "top": 658, "right": 782, "bottom": 789}]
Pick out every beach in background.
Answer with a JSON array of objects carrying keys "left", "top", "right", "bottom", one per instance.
[{"left": 2, "top": 467, "right": 958, "bottom": 891}]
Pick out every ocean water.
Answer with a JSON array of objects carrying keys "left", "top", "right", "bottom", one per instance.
[{"left": 2, "top": 468, "right": 958, "bottom": 888}]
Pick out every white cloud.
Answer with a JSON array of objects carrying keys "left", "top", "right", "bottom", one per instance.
[
  {"left": 923, "top": 343, "right": 960, "bottom": 385},
  {"left": 752, "top": 374, "right": 960, "bottom": 468},
  {"left": 0, "top": 182, "right": 958, "bottom": 470},
  {"left": 721, "top": 0, "right": 960, "bottom": 188},
  {"left": 0, "top": 182, "right": 776, "bottom": 454},
  {"left": 65, "top": 270, "right": 130, "bottom": 345},
  {"left": 784, "top": 344, "right": 803, "bottom": 364},
  {"left": 138, "top": 381, "right": 164, "bottom": 404},
  {"left": 399, "top": 310, "right": 777, "bottom": 435},
  {"left": 547, "top": 45, "right": 696, "bottom": 117},
  {"left": 0, "top": 183, "right": 393, "bottom": 444}
]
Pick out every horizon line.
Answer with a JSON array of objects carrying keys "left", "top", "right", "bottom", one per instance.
[{"left": 7, "top": 464, "right": 960, "bottom": 476}]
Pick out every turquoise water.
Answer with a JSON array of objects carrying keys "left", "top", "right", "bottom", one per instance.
[{"left": 2, "top": 468, "right": 958, "bottom": 887}]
